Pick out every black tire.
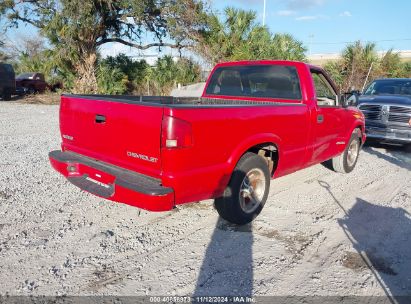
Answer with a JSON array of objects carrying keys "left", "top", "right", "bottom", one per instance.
[
  {"left": 2, "top": 88, "right": 12, "bottom": 101},
  {"left": 405, "top": 144, "right": 411, "bottom": 153},
  {"left": 27, "top": 86, "right": 36, "bottom": 95},
  {"left": 331, "top": 130, "right": 361, "bottom": 173},
  {"left": 214, "top": 152, "right": 270, "bottom": 225}
]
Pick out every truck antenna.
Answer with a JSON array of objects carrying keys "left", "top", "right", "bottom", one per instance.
[{"left": 361, "top": 61, "right": 374, "bottom": 93}]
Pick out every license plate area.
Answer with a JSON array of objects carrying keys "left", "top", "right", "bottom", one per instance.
[
  {"left": 84, "top": 175, "right": 111, "bottom": 190},
  {"left": 76, "top": 163, "right": 116, "bottom": 185},
  {"left": 66, "top": 163, "right": 116, "bottom": 197},
  {"left": 68, "top": 174, "right": 115, "bottom": 198}
]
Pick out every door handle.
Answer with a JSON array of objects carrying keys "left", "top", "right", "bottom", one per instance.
[
  {"left": 317, "top": 114, "right": 324, "bottom": 123},
  {"left": 95, "top": 114, "right": 106, "bottom": 124}
]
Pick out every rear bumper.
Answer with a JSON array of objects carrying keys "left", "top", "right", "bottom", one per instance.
[
  {"left": 49, "top": 150, "right": 174, "bottom": 211},
  {"left": 365, "top": 125, "right": 411, "bottom": 144}
]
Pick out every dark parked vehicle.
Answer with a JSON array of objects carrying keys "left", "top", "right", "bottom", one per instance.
[
  {"left": 16, "top": 72, "right": 63, "bottom": 93},
  {"left": 0, "top": 63, "right": 15, "bottom": 101},
  {"left": 16, "top": 72, "right": 48, "bottom": 93},
  {"left": 357, "top": 78, "right": 411, "bottom": 148}
]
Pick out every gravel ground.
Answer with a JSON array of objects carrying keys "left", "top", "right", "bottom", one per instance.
[{"left": 0, "top": 101, "right": 410, "bottom": 299}]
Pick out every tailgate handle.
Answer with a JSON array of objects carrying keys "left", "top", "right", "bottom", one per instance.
[{"left": 95, "top": 114, "right": 106, "bottom": 124}]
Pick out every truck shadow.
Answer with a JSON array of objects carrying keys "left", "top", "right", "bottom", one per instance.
[
  {"left": 363, "top": 142, "right": 411, "bottom": 170},
  {"left": 193, "top": 217, "right": 253, "bottom": 298},
  {"left": 319, "top": 181, "right": 411, "bottom": 303}
]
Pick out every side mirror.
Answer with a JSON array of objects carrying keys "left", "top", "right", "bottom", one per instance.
[{"left": 341, "top": 91, "right": 359, "bottom": 107}]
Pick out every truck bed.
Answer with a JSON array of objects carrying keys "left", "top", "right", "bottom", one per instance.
[{"left": 64, "top": 94, "right": 294, "bottom": 107}]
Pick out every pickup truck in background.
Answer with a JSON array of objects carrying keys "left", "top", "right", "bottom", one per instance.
[
  {"left": 49, "top": 60, "right": 365, "bottom": 224},
  {"left": 16, "top": 72, "right": 63, "bottom": 94},
  {"left": 357, "top": 78, "right": 411, "bottom": 149},
  {"left": 16, "top": 72, "right": 48, "bottom": 93}
]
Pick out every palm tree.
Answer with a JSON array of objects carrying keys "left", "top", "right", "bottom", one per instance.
[
  {"left": 196, "top": 7, "right": 306, "bottom": 64},
  {"left": 341, "top": 41, "right": 378, "bottom": 91},
  {"left": 324, "top": 41, "right": 410, "bottom": 92}
]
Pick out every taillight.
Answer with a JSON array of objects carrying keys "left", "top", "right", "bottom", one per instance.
[{"left": 161, "top": 116, "right": 193, "bottom": 148}]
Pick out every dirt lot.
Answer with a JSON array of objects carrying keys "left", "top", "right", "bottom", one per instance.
[{"left": 0, "top": 101, "right": 410, "bottom": 299}]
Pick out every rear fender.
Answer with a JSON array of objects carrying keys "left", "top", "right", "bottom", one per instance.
[{"left": 226, "top": 133, "right": 282, "bottom": 177}]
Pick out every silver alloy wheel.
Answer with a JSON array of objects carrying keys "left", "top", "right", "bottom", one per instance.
[
  {"left": 347, "top": 139, "right": 359, "bottom": 167},
  {"left": 239, "top": 168, "right": 266, "bottom": 214}
]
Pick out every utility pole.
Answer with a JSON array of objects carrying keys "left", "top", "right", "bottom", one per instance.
[
  {"left": 308, "top": 34, "right": 314, "bottom": 56},
  {"left": 263, "top": 0, "right": 266, "bottom": 26}
]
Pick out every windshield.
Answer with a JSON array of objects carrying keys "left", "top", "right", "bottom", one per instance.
[
  {"left": 364, "top": 79, "right": 411, "bottom": 96},
  {"left": 16, "top": 73, "right": 35, "bottom": 80}
]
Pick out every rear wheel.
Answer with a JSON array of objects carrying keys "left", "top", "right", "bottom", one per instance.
[
  {"left": 331, "top": 130, "right": 361, "bottom": 173},
  {"left": 214, "top": 152, "right": 270, "bottom": 225}
]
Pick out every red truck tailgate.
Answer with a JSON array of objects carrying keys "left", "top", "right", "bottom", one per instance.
[{"left": 59, "top": 95, "right": 164, "bottom": 178}]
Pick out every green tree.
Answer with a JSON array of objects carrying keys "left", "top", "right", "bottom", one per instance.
[
  {"left": 379, "top": 50, "right": 407, "bottom": 78},
  {"left": 101, "top": 54, "right": 146, "bottom": 82},
  {"left": 0, "top": 0, "right": 209, "bottom": 93},
  {"left": 195, "top": 7, "right": 306, "bottom": 64},
  {"left": 100, "top": 54, "right": 151, "bottom": 93},
  {"left": 147, "top": 56, "right": 201, "bottom": 95},
  {"left": 0, "top": 49, "right": 9, "bottom": 62},
  {"left": 0, "top": 34, "right": 11, "bottom": 61},
  {"left": 96, "top": 63, "right": 128, "bottom": 95},
  {"left": 403, "top": 62, "right": 411, "bottom": 77},
  {"left": 324, "top": 41, "right": 411, "bottom": 92},
  {"left": 99, "top": 54, "right": 200, "bottom": 95},
  {"left": 12, "top": 36, "right": 51, "bottom": 75},
  {"left": 175, "top": 57, "right": 201, "bottom": 85}
]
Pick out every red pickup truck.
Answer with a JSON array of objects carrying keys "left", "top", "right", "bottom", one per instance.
[{"left": 49, "top": 60, "right": 365, "bottom": 224}]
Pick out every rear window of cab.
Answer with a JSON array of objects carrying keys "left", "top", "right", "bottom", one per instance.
[{"left": 205, "top": 65, "right": 302, "bottom": 100}]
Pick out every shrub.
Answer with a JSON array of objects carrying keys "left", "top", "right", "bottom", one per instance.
[{"left": 96, "top": 64, "right": 128, "bottom": 95}]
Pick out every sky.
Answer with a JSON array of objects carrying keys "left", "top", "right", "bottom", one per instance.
[
  {"left": 2, "top": 0, "right": 411, "bottom": 59},
  {"left": 214, "top": 0, "right": 411, "bottom": 54}
]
